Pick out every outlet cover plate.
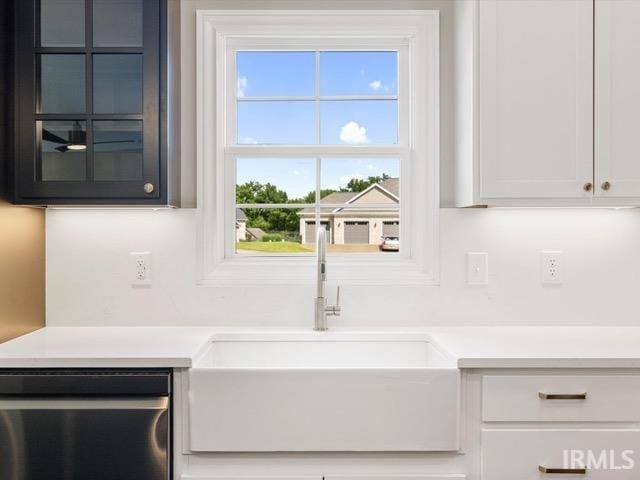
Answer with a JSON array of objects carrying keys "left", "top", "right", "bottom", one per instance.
[
  {"left": 540, "top": 250, "right": 562, "bottom": 285},
  {"left": 130, "top": 251, "right": 152, "bottom": 286}
]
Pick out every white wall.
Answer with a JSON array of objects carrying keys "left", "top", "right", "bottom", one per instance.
[
  {"left": 46, "top": 207, "right": 640, "bottom": 326},
  {"left": 44, "top": 0, "right": 640, "bottom": 327}
]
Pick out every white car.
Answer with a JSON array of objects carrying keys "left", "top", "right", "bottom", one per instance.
[{"left": 380, "top": 236, "right": 400, "bottom": 251}]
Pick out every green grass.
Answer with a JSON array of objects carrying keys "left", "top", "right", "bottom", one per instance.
[{"left": 236, "top": 241, "right": 312, "bottom": 253}]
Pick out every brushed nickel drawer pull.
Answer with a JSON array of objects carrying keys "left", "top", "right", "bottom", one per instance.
[
  {"left": 539, "top": 392, "right": 587, "bottom": 400},
  {"left": 539, "top": 465, "right": 587, "bottom": 474}
]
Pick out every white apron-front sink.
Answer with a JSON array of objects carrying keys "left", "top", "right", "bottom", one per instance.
[{"left": 188, "top": 332, "right": 460, "bottom": 452}]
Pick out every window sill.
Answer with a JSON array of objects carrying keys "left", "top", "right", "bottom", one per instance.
[{"left": 198, "top": 255, "right": 438, "bottom": 286}]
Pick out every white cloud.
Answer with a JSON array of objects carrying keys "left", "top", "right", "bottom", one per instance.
[
  {"left": 367, "top": 164, "right": 377, "bottom": 171},
  {"left": 368, "top": 80, "right": 382, "bottom": 91},
  {"left": 238, "top": 136, "right": 258, "bottom": 145},
  {"left": 293, "top": 169, "right": 300, "bottom": 176},
  {"left": 237, "top": 75, "right": 248, "bottom": 97},
  {"left": 339, "top": 121, "right": 369, "bottom": 145}
]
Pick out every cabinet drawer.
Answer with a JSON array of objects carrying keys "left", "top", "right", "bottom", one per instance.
[
  {"left": 482, "top": 375, "right": 640, "bottom": 422},
  {"left": 482, "top": 429, "right": 640, "bottom": 479}
]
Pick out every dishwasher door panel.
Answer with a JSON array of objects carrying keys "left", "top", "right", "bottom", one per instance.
[{"left": 0, "top": 403, "right": 168, "bottom": 480}]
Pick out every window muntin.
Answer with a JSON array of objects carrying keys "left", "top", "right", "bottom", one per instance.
[
  {"left": 234, "top": 50, "right": 399, "bottom": 146},
  {"left": 230, "top": 49, "right": 404, "bottom": 257}
]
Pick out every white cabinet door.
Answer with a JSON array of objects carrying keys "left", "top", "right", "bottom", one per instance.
[
  {"left": 479, "top": 0, "right": 593, "bottom": 199},
  {"left": 595, "top": 0, "right": 640, "bottom": 198}
]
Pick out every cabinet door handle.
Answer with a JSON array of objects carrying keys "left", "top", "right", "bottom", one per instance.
[
  {"left": 583, "top": 182, "right": 593, "bottom": 192},
  {"left": 539, "top": 465, "right": 587, "bottom": 474},
  {"left": 601, "top": 181, "right": 611, "bottom": 191},
  {"left": 143, "top": 183, "right": 155, "bottom": 194},
  {"left": 538, "top": 392, "right": 587, "bottom": 400}
]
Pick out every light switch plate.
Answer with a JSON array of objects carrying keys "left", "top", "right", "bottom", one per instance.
[{"left": 466, "top": 252, "right": 488, "bottom": 285}]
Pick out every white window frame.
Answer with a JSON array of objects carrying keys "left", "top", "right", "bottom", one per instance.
[{"left": 196, "top": 10, "right": 439, "bottom": 286}]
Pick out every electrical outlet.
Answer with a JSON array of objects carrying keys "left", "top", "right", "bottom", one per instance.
[
  {"left": 540, "top": 251, "right": 562, "bottom": 285},
  {"left": 130, "top": 252, "right": 152, "bottom": 286},
  {"left": 466, "top": 252, "right": 488, "bottom": 285}
]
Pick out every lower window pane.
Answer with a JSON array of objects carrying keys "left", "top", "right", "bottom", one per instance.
[
  {"left": 235, "top": 207, "right": 314, "bottom": 255},
  {"left": 40, "top": 120, "right": 87, "bottom": 181},
  {"left": 306, "top": 207, "right": 400, "bottom": 254},
  {"left": 236, "top": 158, "right": 315, "bottom": 203},
  {"left": 320, "top": 158, "right": 399, "bottom": 196},
  {"left": 93, "top": 120, "right": 143, "bottom": 181}
]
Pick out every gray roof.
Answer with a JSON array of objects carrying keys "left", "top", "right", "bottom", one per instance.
[
  {"left": 379, "top": 178, "right": 399, "bottom": 197},
  {"left": 299, "top": 178, "right": 399, "bottom": 214},
  {"left": 320, "top": 191, "right": 356, "bottom": 204},
  {"left": 236, "top": 208, "right": 247, "bottom": 221},
  {"left": 246, "top": 227, "right": 266, "bottom": 240}
]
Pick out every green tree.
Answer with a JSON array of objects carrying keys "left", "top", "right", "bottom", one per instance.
[
  {"left": 343, "top": 173, "right": 391, "bottom": 193},
  {"left": 236, "top": 181, "right": 300, "bottom": 232}
]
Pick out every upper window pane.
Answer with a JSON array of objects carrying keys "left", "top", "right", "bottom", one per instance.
[
  {"left": 320, "top": 51, "right": 397, "bottom": 96},
  {"left": 320, "top": 100, "right": 397, "bottom": 145},
  {"left": 93, "top": 0, "right": 143, "bottom": 47},
  {"left": 237, "top": 101, "right": 315, "bottom": 145},
  {"left": 39, "top": 54, "right": 85, "bottom": 113},
  {"left": 40, "top": 0, "right": 85, "bottom": 47},
  {"left": 236, "top": 52, "right": 315, "bottom": 97}
]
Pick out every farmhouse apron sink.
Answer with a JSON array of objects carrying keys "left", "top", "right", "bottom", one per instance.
[{"left": 188, "top": 333, "right": 460, "bottom": 452}]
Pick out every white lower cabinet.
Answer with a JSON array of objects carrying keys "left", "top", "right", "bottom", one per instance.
[
  {"left": 482, "top": 375, "right": 640, "bottom": 422},
  {"left": 483, "top": 429, "right": 640, "bottom": 479}
]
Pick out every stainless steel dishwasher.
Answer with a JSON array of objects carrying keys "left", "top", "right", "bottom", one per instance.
[{"left": 0, "top": 369, "right": 171, "bottom": 480}]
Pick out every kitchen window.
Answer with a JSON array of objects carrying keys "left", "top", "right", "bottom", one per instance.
[{"left": 197, "top": 10, "right": 439, "bottom": 285}]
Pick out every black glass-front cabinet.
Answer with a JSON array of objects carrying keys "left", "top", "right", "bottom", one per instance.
[{"left": 11, "top": 0, "right": 177, "bottom": 205}]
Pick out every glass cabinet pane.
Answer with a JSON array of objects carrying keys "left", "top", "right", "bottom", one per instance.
[
  {"left": 40, "top": 0, "right": 85, "bottom": 47},
  {"left": 93, "top": 121, "right": 143, "bottom": 181},
  {"left": 39, "top": 121, "right": 87, "bottom": 181},
  {"left": 93, "top": 0, "right": 143, "bottom": 47},
  {"left": 93, "top": 54, "right": 143, "bottom": 113},
  {"left": 39, "top": 55, "right": 85, "bottom": 113}
]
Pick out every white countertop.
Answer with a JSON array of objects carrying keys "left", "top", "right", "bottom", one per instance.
[
  {"left": 1, "top": 326, "right": 640, "bottom": 369},
  {"left": 0, "top": 327, "right": 217, "bottom": 368}
]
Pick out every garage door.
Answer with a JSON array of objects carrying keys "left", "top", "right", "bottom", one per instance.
[
  {"left": 344, "top": 221, "right": 369, "bottom": 244},
  {"left": 305, "top": 221, "right": 330, "bottom": 243},
  {"left": 383, "top": 221, "right": 399, "bottom": 237}
]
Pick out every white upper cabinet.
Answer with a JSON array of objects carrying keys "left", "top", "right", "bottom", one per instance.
[
  {"left": 595, "top": 0, "right": 640, "bottom": 199},
  {"left": 455, "top": 0, "right": 640, "bottom": 206},
  {"left": 479, "top": 0, "right": 593, "bottom": 201}
]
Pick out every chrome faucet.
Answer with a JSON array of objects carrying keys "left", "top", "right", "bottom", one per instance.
[{"left": 314, "top": 227, "right": 341, "bottom": 331}]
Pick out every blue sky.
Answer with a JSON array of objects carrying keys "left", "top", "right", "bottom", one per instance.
[
  {"left": 236, "top": 51, "right": 398, "bottom": 145},
  {"left": 235, "top": 51, "right": 398, "bottom": 198}
]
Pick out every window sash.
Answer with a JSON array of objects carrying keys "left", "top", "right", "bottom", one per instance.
[
  {"left": 196, "top": 10, "right": 439, "bottom": 285},
  {"left": 225, "top": 43, "right": 409, "bottom": 148},
  {"left": 227, "top": 152, "right": 408, "bottom": 260}
]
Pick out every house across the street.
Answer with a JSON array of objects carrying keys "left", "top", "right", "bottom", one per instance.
[{"left": 298, "top": 178, "right": 399, "bottom": 251}]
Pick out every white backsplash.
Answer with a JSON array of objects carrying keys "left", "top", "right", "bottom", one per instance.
[{"left": 46, "top": 207, "right": 640, "bottom": 327}]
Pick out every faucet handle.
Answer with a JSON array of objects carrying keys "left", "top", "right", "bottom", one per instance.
[{"left": 326, "top": 285, "right": 341, "bottom": 317}]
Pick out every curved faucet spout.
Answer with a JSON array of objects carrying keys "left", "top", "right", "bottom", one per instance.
[{"left": 314, "top": 227, "right": 340, "bottom": 331}]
